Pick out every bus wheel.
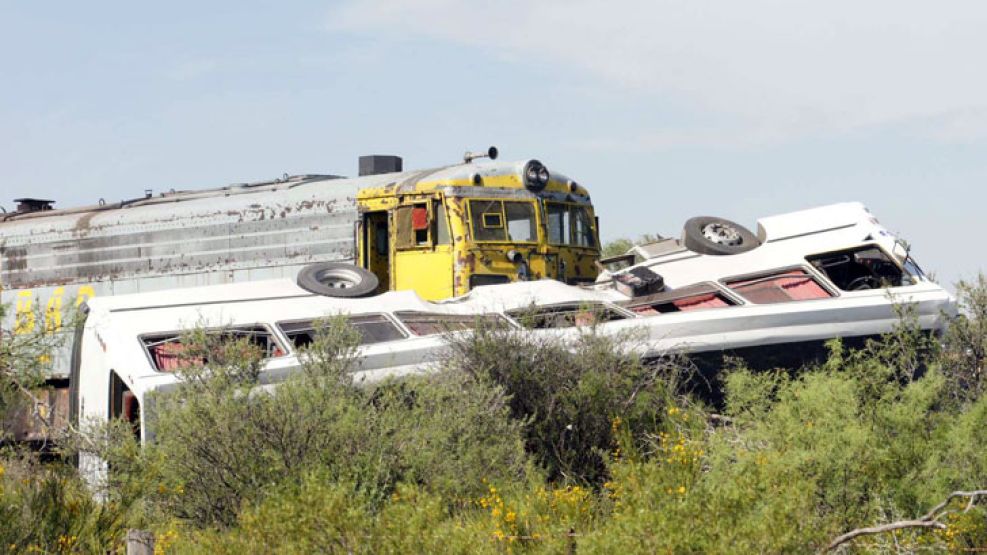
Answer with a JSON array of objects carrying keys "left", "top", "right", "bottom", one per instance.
[
  {"left": 682, "top": 216, "right": 760, "bottom": 255},
  {"left": 297, "top": 263, "right": 380, "bottom": 297}
]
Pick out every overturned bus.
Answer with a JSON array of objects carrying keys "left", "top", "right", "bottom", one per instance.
[
  {"left": 0, "top": 148, "right": 601, "bottom": 441},
  {"left": 74, "top": 202, "right": 955, "bottom": 487}
]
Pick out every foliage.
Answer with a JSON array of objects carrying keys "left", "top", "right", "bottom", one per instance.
[
  {"left": 4, "top": 276, "right": 987, "bottom": 552},
  {"left": 0, "top": 449, "right": 133, "bottom": 553},
  {"left": 0, "top": 304, "right": 69, "bottom": 443},
  {"left": 443, "top": 323, "right": 690, "bottom": 484},
  {"left": 942, "top": 274, "right": 987, "bottom": 402},
  {"left": 95, "top": 316, "right": 529, "bottom": 527},
  {"left": 601, "top": 234, "right": 662, "bottom": 258}
]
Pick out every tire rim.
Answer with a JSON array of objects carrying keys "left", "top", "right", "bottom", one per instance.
[
  {"left": 701, "top": 223, "right": 743, "bottom": 246},
  {"left": 315, "top": 268, "right": 364, "bottom": 289}
]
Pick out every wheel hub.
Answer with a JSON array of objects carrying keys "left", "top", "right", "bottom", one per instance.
[
  {"left": 316, "top": 268, "right": 362, "bottom": 289},
  {"left": 701, "top": 223, "right": 742, "bottom": 246}
]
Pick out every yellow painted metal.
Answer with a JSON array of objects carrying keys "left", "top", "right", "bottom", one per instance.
[
  {"left": 394, "top": 249, "right": 454, "bottom": 299},
  {"left": 355, "top": 170, "right": 600, "bottom": 300}
]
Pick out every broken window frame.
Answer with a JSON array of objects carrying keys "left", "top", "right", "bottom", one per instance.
[
  {"left": 621, "top": 282, "right": 739, "bottom": 315},
  {"left": 394, "top": 311, "right": 511, "bottom": 336},
  {"left": 140, "top": 324, "right": 286, "bottom": 373},
  {"left": 276, "top": 313, "right": 408, "bottom": 351},
  {"left": 506, "top": 301, "right": 633, "bottom": 329},
  {"left": 722, "top": 266, "right": 836, "bottom": 305},
  {"left": 109, "top": 369, "right": 141, "bottom": 440},
  {"left": 395, "top": 202, "right": 434, "bottom": 250},
  {"left": 806, "top": 244, "right": 914, "bottom": 291}
]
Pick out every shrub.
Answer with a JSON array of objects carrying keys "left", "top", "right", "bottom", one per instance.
[
  {"left": 0, "top": 452, "right": 130, "bottom": 553},
  {"left": 50, "top": 279, "right": 987, "bottom": 550},
  {"left": 103, "top": 316, "right": 529, "bottom": 527},
  {"left": 0, "top": 303, "right": 68, "bottom": 443},
  {"left": 444, "top": 323, "right": 692, "bottom": 485},
  {"left": 941, "top": 273, "right": 987, "bottom": 402}
]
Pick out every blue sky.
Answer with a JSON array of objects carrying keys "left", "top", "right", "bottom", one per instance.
[{"left": 1, "top": 1, "right": 984, "bottom": 288}]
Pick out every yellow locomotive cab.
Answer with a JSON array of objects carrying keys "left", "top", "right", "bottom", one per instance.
[{"left": 356, "top": 157, "right": 601, "bottom": 300}]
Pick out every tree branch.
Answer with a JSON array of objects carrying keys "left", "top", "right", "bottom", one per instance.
[{"left": 826, "top": 489, "right": 987, "bottom": 551}]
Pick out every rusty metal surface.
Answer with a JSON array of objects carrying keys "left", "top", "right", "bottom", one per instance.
[
  {"left": 0, "top": 159, "right": 600, "bottom": 381},
  {"left": 0, "top": 176, "right": 369, "bottom": 293}
]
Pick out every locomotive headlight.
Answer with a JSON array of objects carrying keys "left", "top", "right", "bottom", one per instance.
[
  {"left": 523, "top": 160, "right": 550, "bottom": 191},
  {"left": 537, "top": 166, "right": 550, "bottom": 185}
]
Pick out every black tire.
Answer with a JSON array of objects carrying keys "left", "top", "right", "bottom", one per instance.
[
  {"left": 682, "top": 216, "right": 760, "bottom": 256},
  {"left": 297, "top": 262, "right": 379, "bottom": 297}
]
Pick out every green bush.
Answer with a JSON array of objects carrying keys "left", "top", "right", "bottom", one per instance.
[
  {"left": 0, "top": 303, "right": 69, "bottom": 443},
  {"left": 0, "top": 452, "right": 131, "bottom": 553},
  {"left": 942, "top": 274, "right": 987, "bottom": 402},
  {"left": 105, "top": 317, "right": 530, "bottom": 527},
  {"left": 444, "top": 323, "right": 690, "bottom": 485},
  {"left": 582, "top": 337, "right": 987, "bottom": 553},
  {"left": 8, "top": 276, "right": 987, "bottom": 552}
]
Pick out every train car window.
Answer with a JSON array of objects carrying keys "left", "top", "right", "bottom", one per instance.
[
  {"left": 434, "top": 201, "right": 451, "bottom": 245},
  {"left": 546, "top": 202, "right": 596, "bottom": 247},
  {"left": 395, "top": 204, "right": 432, "bottom": 249},
  {"left": 504, "top": 202, "right": 537, "bottom": 242},
  {"left": 470, "top": 200, "right": 537, "bottom": 243}
]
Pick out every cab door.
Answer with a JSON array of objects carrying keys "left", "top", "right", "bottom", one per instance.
[
  {"left": 391, "top": 197, "right": 455, "bottom": 300},
  {"left": 363, "top": 211, "right": 390, "bottom": 293}
]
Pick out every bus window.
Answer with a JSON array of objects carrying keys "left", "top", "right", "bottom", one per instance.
[
  {"left": 278, "top": 314, "right": 407, "bottom": 349},
  {"left": 507, "top": 303, "right": 628, "bottom": 329},
  {"left": 807, "top": 246, "right": 910, "bottom": 290},
  {"left": 726, "top": 270, "right": 832, "bottom": 304},
  {"left": 109, "top": 370, "right": 140, "bottom": 440},
  {"left": 624, "top": 284, "right": 737, "bottom": 315},
  {"left": 142, "top": 325, "right": 285, "bottom": 372},
  {"left": 395, "top": 312, "right": 509, "bottom": 336}
]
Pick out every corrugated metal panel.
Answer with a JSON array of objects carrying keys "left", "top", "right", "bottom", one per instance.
[{"left": 1, "top": 177, "right": 363, "bottom": 290}]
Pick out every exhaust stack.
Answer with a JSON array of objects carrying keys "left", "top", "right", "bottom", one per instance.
[
  {"left": 14, "top": 198, "right": 55, "bottom": 213},
  {"left": 358, "top": 155, "right": 403, "bottom": 176}
]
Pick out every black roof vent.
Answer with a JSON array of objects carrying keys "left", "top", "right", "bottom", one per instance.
[
  {"left": 359, "top": 155, "right": 403, "bottom": 177},
  {"left": 14, "top": 198, "right": 55, "bottom": 213}
]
